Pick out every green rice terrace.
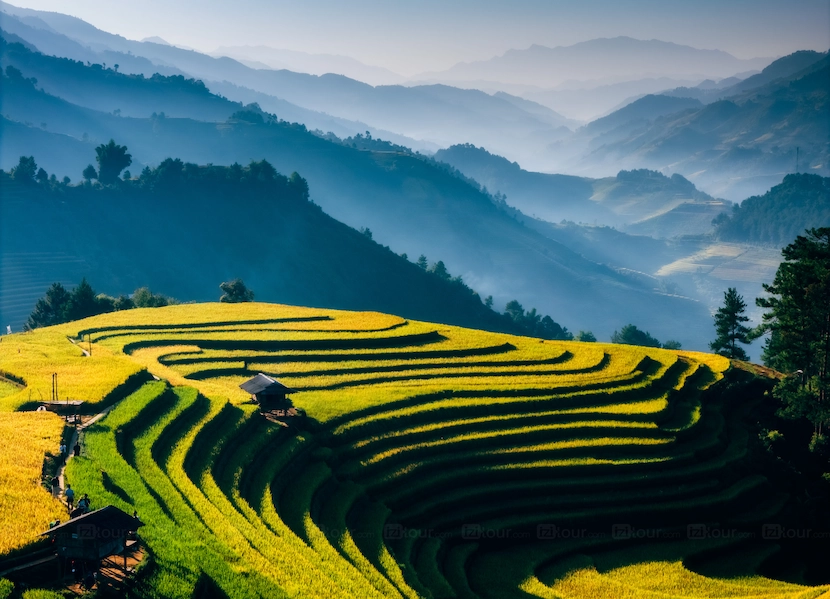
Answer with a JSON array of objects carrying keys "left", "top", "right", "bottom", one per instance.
[{"left": 0, "top": 303, "right": 827, "bottom": 598}]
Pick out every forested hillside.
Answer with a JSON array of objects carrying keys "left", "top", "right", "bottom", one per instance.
[
  {"left": 0, "top": 163, "right": 519, "bottom": 335},
  {"left": 713, "top": 173, "right": 830, "bottom": 245}
]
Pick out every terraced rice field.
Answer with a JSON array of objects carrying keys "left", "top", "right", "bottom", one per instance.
[{"left": 0, "top": 302, "right": 827, "bottom": 598}]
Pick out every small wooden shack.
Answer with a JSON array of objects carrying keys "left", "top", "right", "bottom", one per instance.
[
  {"left": 239, "top": 373, "right": 296, "bottom": 410},
  {"left": 42, "top": 506, "right": 142, "bottom": 561}
]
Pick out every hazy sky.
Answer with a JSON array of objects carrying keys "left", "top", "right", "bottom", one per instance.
[{"left": 6, "top": 0, "right": 830, "bottom": 75}]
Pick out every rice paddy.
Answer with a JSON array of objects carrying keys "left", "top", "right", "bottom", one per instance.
[{"left": 0, "top": 302, "right": 826, "bottom": 598}]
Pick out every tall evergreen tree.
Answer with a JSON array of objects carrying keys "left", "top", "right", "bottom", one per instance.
[
  {"left": 67, "top": 278, "right": 103, "bottom": 321},
  {"left": 710, "top": 287, "right": 752, "bottom": 360},
  {"left": 26, "top": 282, "right": 71, "bottom": 330},
  {"left": 757, "top": 228, "right": 830, "bottom": 439}
]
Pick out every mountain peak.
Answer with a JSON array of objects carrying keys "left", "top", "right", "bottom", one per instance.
[{"left": 141, "top": 36, "right": 170, "bottom": 46}]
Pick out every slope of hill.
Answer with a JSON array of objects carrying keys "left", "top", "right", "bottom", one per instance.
[
  {"left": 435, "top": 145, "right": 725, "bottom": 229},
  {"left": 713, "top": 173, "right": 830, "bottom": 246},
  {"left": 0, "top": 31, "right": 422, "bottom": 144},
  {"left": 662, "top": 50, "right": 828, "bottom": 104},
  {"left": 576, "top": 54, "right": 830, "bottom": 200},
  {"left": 2, "top": 304, "right": 827, "bottom": 597},
  {"left": 0, "top": 55, "right": 716, "bottom": 349},
  {"left": 433, "top": 144, "right": 607, "bottom": 224},
  {"left": 0, "top": 166, "right": 515, "bottom": 336},
  {"left": 211, "top": 45, "right": 406, "bottom": 86},
  {"left": 579, "top": 94, "right": 703, "bottom": 137},
  {"left": 0, "top": 35, "right": 239, "bottom": 120}
]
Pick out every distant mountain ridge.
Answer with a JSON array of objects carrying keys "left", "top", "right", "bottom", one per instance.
[
  {"left": 415, "top": 37, "right": 772, "bottom": 89},
  {"left": 567, "top": 53, "right": 830, "bottom": 200},
  {"left": 211, "top": 45, "right": 406, "bottom": 86},
  {"left": 0, "top": 5, "right": 575, "bottom": 160}
]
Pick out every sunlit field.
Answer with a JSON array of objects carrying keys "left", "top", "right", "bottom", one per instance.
[{"left": 0, "top": 303, "right": 825, "bottom": 598}]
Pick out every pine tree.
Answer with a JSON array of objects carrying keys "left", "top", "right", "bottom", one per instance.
[
  {"left": 709, "top": 287, "right": 752, "bottom": 360},
  {"left": 757, "top": 228, "right": 830, "bottom": 439},
  {"left": 610, "top": 324, "right": 661, "bottom": 348},
  {"left": 67, "top": 278, "right": 101, "bottom": 321},
  {"left": 26, "top": 283, "right": 71, "bottom": 329}
]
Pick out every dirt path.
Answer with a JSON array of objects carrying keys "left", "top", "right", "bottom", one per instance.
[{"left": 56, "top": 403, "right": 118, "bottom": 500}]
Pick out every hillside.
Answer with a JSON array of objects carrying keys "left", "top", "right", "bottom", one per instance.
[
  {"left": 579, "top": 94, "right": 703, "bottom": 137},
  {"left": 0, "top": 165, "right": 520, "bottom": 337},
  {"left": 0, "top": 304, "right": 827, "bottom": 597},
  {"left": 433, "top": 144, "right": 608, "bottom": 224},
  {"left": 435, "top": 145, "right": 725, "bottom": 230},
  {"left": 574, "top": 54, "right": 830, "bottom": 200},
  {"left": 661, "top": 50, "right": 829, "bottom": 103},
  {"left": 0, "top": 30, "right": 420, "bottom": 144},
  {"left": 713, "top": 173, "right": 830, "bottom": 246}
]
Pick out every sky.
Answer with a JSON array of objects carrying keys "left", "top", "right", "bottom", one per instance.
[{"left": 4, "top": 0, "right": 830, "bottom": 75}]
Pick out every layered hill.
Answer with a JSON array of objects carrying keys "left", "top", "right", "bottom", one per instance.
[
  {"left": 1, "top": 304, "right": 827, "bottom": 597},
  {"left": 568, "top": 53, "right": 830, "bottom": 200},
  {"left": 0, "top": 166, "right": 516, "bottom": 336},
  {"left": 0, "top": 7, "right": 572, "bottom": 160},
  {"left": 435, "top": 144, "right": 728, "bottom": 232},
  {"left": 0, "top": 44, "right": 715, "bottom": 349}
]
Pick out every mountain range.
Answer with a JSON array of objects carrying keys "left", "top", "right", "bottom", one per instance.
[
  {"left": 0, "top": 33, "right": 715, "bottom": 349},
  {"left": 413, "top": 37, "right": 771, "bottom": 90},
  {"left": 2, "top": 2, "right": 825, "bottom": 203}
]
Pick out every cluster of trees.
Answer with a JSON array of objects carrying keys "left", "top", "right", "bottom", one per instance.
[
  {"left": 11, "top": 138, "right": 312, "bottom": 207},
  {"left": 610, "top": 324, "right": 681, "bottom": 349},
  {"left": 26, "top": 280, "right": 176, "bottom": 330},
  {"left": 8, "top": 155, "right": 71, "bottom": 187},
  {"left": 706, "top": 228, "right": 830, "bottom": 454},
  {"left": 219, "top": 279, "right": 255, "bottom": 303},
  {"left": 82, "top": 140, "right": 133, "bottom": 184},
  {"left": 503, "top": 300, "right": 574, "bottom": 341},
  {"left": 712, "top": 174, "right": 830, "bottom": 246},
  {"left": 25, "top": 278, "right": 255, "bottom": 330},
  {"left": 757, "top": 228, "right": 830, "bottom": 444}
]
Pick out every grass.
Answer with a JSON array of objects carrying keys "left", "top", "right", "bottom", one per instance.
[{"left": 0, "top": 302, "right": 823, "bottom": 598}]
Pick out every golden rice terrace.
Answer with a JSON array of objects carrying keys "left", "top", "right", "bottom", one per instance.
[{"left": 0, "top": 303, "right": 826, "bottom": 598}]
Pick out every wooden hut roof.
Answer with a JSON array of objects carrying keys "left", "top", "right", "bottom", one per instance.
[
  {"left": 239, "top": 373, "right": 296, "bottom": 395},
  {"left": 42, "top": 505, "right": 142, "bottom": 537}
]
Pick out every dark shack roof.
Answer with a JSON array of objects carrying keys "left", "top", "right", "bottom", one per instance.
[
  {"left": 42, "top": 505, "right": 143, "bottom": 537},
  {"left": 239, "top": 373, "right": 296, "bottom": 395}
]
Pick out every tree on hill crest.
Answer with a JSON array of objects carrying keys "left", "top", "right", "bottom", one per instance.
[
  {"left": 758, "top": 227, "right": 830, "bottom": 442},
  {"left": 219, "top": 279, "right": 255, "bottom": 303},
  {"left": 95, "top": 139, "right": 132, "bottom": 184},
  {"left": 710, "top": 287, "right": 752, "bottom": 360}
]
